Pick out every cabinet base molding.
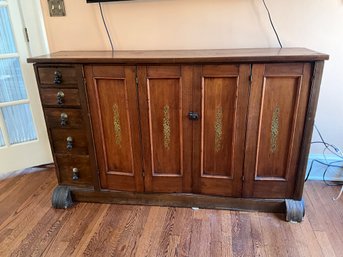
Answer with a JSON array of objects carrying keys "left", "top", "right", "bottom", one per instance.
[
  {"left": 68, "top": 187, "right": 289, "bottom": 214},
  {"left": 53, "top": 185, "right": 306, "bottom": 222}
]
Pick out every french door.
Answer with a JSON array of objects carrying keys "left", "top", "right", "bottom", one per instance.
[{"left": 0, "top": 0, "right": 52, "bottom": 174}]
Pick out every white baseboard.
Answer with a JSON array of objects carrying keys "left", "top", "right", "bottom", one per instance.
[{"left": 306, "top": 154, "right": 343, "bottom": 181}]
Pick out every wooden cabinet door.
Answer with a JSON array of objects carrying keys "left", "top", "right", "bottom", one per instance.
[
  {"left": 85, "top": 65, "right": 144, "bottom": 192},
  {"left": 138, "top": 66, "right": 193, "bottom": 193},
  {"left": 192, "top": 64, "right": 251, "bottom": 197},
  {"left": 243, "top": 63, "right": 311, "bottom": 199}
]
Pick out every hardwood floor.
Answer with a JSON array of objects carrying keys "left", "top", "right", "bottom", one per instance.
[{"left": 0, "top": 167, "right": 342, "bottom": 257}]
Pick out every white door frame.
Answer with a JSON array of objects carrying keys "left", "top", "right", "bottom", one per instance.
[{"left": 0, "top": 0, "right": 52, "bottom": 175}]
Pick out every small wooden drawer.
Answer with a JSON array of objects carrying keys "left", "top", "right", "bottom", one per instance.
[
  {"left": 37, "top": 66, "right": 78, "bottom": 87},
  {"left": 40, "top": 88, "right": 81, "bottom": 107},
  {"left": 50, "top": 129, "right": 89, "bottom": 155},
  {"left": 55, "top": 154, "right": 93, "bottom": 186},
  {"left": 44, "top": 108, "right": 84, "bottom": 129}
]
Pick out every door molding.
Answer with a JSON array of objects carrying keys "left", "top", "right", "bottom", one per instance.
[{"left": 0, "top": 0, "right": 52, "bottom": 174}]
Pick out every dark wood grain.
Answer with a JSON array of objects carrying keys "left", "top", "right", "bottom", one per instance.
[
  {"left": 85, "top": 65, "right": 144, "bottom": 192},
  {"left": 138, "top": 65, "right": 193, "bottom": 193},
  {"left": 55, "top": 154, "right": 93, "bottom": 186},
  {"left": 243, "top": 63, "right": 311, "bottom": 199},
  {"left": 34, "top": 63, "right": 99, "bottom": 192},
  {"left": 44, "top": 108, "right": 83, "bottom": 129},
  {"left": 30, "top": 49, "right": 328, "bottom": 215},
  {"left": 76, "top": 65, "right": 100, "bottom": 190},
  {"left": 294, "top": 61, "right": 325, "bottom": 199},
  {"left": 192, "top": 64, "right": 250, "bottom": 197},
  {"left": 28, "top": 48, "right": 329, "bottom": 64},
  {"left": 37, "top": 66, "right": 78, "bottom": 87},
  {"left": 50, "top": 129, "right": 88, "bottom": 155},
  {"left": 147, "top": 68, "right": 182, "bottom": 176},
  {"left": 72, "top": 188, "right": 285, "bottom": 213},
  {"left": 40, "top": 88, "right": 81, "bottom": 107},
  {"left": 232, "top": 212, "right": 254, "bottom": 256}
]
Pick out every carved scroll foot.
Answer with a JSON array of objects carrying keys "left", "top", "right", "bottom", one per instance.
[
  {"left": 285, "top": 199, "right": 305, "bottom": 223},
  {"left": 51, "top": 186, "right": 73, "bottom": 209}
]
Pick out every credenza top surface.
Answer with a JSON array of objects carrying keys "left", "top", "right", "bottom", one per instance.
[{"left": 27, "top": 48, "right": 329, "bottom": 64}]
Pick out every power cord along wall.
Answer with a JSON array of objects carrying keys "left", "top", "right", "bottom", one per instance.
[{"left": 99, "top": 2, "right": 114, "bottom": 51}]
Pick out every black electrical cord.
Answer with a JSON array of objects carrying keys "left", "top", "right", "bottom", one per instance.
[
  {"left": 313, "top": 124, "right": 343, "bottom": 159},
  {"left": 311, "top": 141, "right": 343, "bottom": 159},
  {"left": 314, "top": 124, "right": 327, "bottom": 147},
  {"left": 323, "top": 160, "right": 343, "bottom": 186},
  {"left": 305, "top": 159, "right": 343, "bottom": 182},
  {"left": 305, "top": 124, "right": 343, "bottom": 182},
  {"left": 99, "top": 2, "right": 114, "bottom": 51},
  {"left": 261, "top": 0, "right": 283, "bottom": 48}
]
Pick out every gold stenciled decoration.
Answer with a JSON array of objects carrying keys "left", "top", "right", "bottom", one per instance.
[
  {"left": 215, "top": 106, "right": 223, "bottom": 153},
  {"left": 270, "top": 106, "right": 280, "bottom": 153},
  {"left": 163, "top": 105, "right": 171, "bottom": 150},
  {"left": 112, "top": 104, "right": 122, "bottom": 147}
]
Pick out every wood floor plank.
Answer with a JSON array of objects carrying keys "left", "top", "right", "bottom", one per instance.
[
  {"left": 305, "top": 181, "right": 343, "bottom": 257},
  {"left": 0, "top": 175, "right": 23, "bottom": 195},
  {"left": 219, "top": 210, "right": 233, "bottom": 257},
  {"left": 259, "top": 213, "right": 289, "bottom": 257},
  {"left": 295, "top": 191, "right": 325, "bottom": 257},
  {"left": 81, "top": 204, "right": 133, "bottom": 256},
  {"left": 231, "top": 211, "right": 254, "bottom": 257},
  {"left": 43, "top": 203, "right": 106, "bottom": 257},
  {"left": 278, "top": 219, "right": 302, "bottom": 257},
  {"left": 155, "top": 207, "right": 177, "bottom": 257},
  {"left": 0, "top": 169, "right": 343, "bottom": 257},
  {"left": 288, "top": 218, "right": 323, "bottom": 257},
  {"left": 134, "top": 206, "right": 169, "bottom": 257},
  {"left": 112, "top": 206, "right": 150, "bottom": 257},
  {"left": 317, "top": 183, "right": 343, "bottom": 238},
  {"left": 209, "top": 210, "right": 224, "bottom": 257},
  {"left": 250, "top": 212, "right": 267, "bottom": 257},
  {"left": 188, "top": 217, "right": 202, "bottom": 257},
  {"left": 303, "top": 188, "right": 326, "bottom": 232},
  {"left": 0, "top": 170, "right": 54, "bottom": 225},
  {"left": 314, "top": 231, "right": 337, "bottom": 257},
  {"left": 170, "top": 207, "right": 193, "bottom": 257},
  {"left": 165, "top": 235, "right": 180, "bottom": 257},
  {"left": 70, "top": 203, "right": 110, "bottom": 256},
  {"left": 197, "top": 210, "right": 212, "bottom": 257},
  {"left": 0, "top": 172, "right": 56, "bottom": 256},
  {"left": 9, "top": 207, "right": 74, "bottom": 257}
]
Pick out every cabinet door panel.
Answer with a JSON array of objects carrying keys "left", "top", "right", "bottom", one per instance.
[
  {"left": 148, "top": 78, "right": 182, "bottom": 176},
  {"left": 243, "top": 63, "right": 311, "bottom": 198},
  {"left": 97, "top": 79, "right": 133, "bottom": 175},
  {"left": 85, "top": 65, "right": 143, "bottom": 192},
  {"left": 138, "top": 66, "right": 192, "bottom": 193},
  {"left": 255, "top": 77, "right": 300, "bottom": 179},
  {"left": 202, "top": 76, "right": 236, "bottom": 178},
  {"left": 193, "top": 64, "right": 250, "bottom": 196}
]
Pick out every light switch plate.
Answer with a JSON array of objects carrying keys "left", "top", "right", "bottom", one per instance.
[{"left": 48, "top": 0, "right": 66, "bottom": 17}]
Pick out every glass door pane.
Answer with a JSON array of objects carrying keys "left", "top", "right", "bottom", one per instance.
[
  {"left": 0, "top": 129, "right": 4, "bottom": 147},
  {"left": 0, "top": 5, "right": 16, "bottom": 54},
  {"left": 0, "top": 3, "right": 37, "bottom": 146},
  {"left": 0, "top": 58, "right": 28, "bottom": 102},
  {"left": 2, "top": 104, "right": 37, "bottom": 144},
  {"left": 0, "top": 0, "right": 52, "bottom": 173}
]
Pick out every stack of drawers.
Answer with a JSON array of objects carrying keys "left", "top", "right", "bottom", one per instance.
[{"left": 35, "top": 64, "right": 94, "bottom": 188}]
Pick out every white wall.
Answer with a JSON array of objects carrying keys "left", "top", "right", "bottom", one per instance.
[{"left": 39, "top": 0, "right": 343, "bottom": 155}]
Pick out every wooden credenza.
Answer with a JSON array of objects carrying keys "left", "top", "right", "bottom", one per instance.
[{"left": 28, "top": 48, "right": 329, "bottom": 222}]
